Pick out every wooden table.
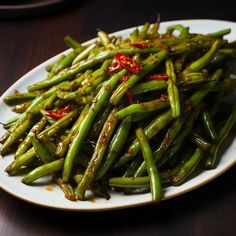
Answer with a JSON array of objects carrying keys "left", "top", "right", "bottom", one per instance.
[{"left": 0, "top": 0, "right": 235, "bottom": 235}]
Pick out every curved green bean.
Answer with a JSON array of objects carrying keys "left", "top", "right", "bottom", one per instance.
[
  {"left": 62, "top": 69, "right": 127, "bottom": 182},
  {"left": 115, "top": 98, "right": 169, "bottom": 119},
  {"left": 77, "top": 109, "right": 118, "bottom": 200},
  {"left": 96, "top": 116, "right": 132, "bottom": 180},
  {"left": 136, "top": 127, "right": 162, "bottom": 202}
]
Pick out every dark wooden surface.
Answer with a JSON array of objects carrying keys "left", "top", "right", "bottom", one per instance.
[{"left": 0, "top": 0, "right": 236, "bottom": 235}]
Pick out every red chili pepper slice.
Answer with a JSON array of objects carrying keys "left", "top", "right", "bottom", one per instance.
[
  {"left": 107, "top": 60, "right": 121, "bottom": 73},
  {"left": 126, "top": 91, "right": 135, "bottom": 104},
  {"left": 131, "top": 42, "right": 149, "bottom": 49},
  {"left": 119, "top": 75, "right": 131, "bottom": 83},
  {"left": 46, "top": 105, "right": 71, "bottom": 120},
  {"left": 46, "top": 112, "right": 63, "bottom": 120},
  {"left": 145, "top": 74, "right": 169, "bottom": 81},
  {"left": 114, "top": 53, "right": 142, "bottom": 74}
]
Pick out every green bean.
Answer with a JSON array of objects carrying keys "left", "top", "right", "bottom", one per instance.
[
  {"left": 46, "top": 55, "right": 65, "bottom": 72},
  {"left": 77, "top": 109, "right": 118, "bottom": 200},
  {"left": 205, "top": 102, "right": 236, "bottom": 169},
  {"left": 138, "top": 22, "right": 150, "bottom": 40},
  {"left": 27, "top": 47, "right": 161, "bottom": 92},
  {"left": 32, "top": 135, "right": 77, "bottom": 201},
  {"left": 46, "top": 55, "right": 66, "bottom": 79},
  {"left": 135, "top": 70, "right": 221, "bottom": 176},
  {"left": 47, "top": 49, "right": 84, "bottom": 81},
  {"left": 218, "top": 48, "right": 236, "bottom": 56},
  {"left": 88, "top": 47, "right": 105, "bottom": 59},
  {"left": 4, "top": 92, "right": 38, "bottom": 105},
  {"left": 135, "top": 112, "right": 189, "bottom": 177},
  {"left": 62, "top": 69, "right": 127, "bottom": 182},
  {"left": 129, "top": 80, "right": 167, "bottom": 95},
  {"left": 56, "top": 105, "right": 89, "bottom": 158},
  {"left": 172, "top": 148, "right": 205, "bottom": 185},
  {"left": 73, "top": 172, "right": 83, "bottom": 184},
  {"left": 170, "top": 40, "right": 213, "bottom": 55},
  {"left": 131, "top": 111, "right": 155, "bottom": 122},
  {"left": 133, "top": 53, "right": 142, "bottom": 65},
  {"left": 74, "top": 94, "right": 94, "bottom": 105},
  {"left": 208, "top": 28, "right": 231, "bottom": 37},
  {"left": 1, "top": 115, "right": 21, "bottom": 130},
  {"left": 61, "top": 69, "right": 92, "bottom": 91},
  {"left": 0, "top": 120, "right": 20, "bottom": 144},
  {"left": 110, "top": 150, "right": 192, "bottom": 188},
  {"left": 160, "top": 107, "right": 201, "bottom": 167},
  {"left": 56, "top": 59, "right": 111, "bottom": 101},
  {"left": 110, "top": 50, "right": 168, "bottom": 105},
  {"left": 64, "top": 35, "right": 82, "bottom": 49},
  {"left": 88, "top": 104, "right": 111, "bottom": 139},
  {"left": 80, "top": 60, "right": 110, "bottom": 86},
  {"left": 201, "top": 109, "right": 218, "bottom": 142},
  {"left": 53, "top": 47, "right": 84, "bottom": 74},
  {"left": 12, "top": 101, "right": 32, "bottom": 113},
  {"left": 55, "top": 178, "right": 76, "bottom": 201},
  {"left": 114, "top": 110, "right": 173, "bottom": 168},
  {"left": 129, "top": 72, "right": 208, "bottom": 95},
  {"left": 24, "top": 157, "right": 43, "bottom": 168},
  {"left": 15, "top": 117, "right": 48, "bottom": 157},
  {"left": 0, "top": 118, "right": 34, "bottom": 155},
  {"left": 96, "top": 116, "right": 132, "bottom": 180},
  {"left": 174, "top": 54, "right": 188, "bottom": 72},
  {"left": 166, "top": 59, "right": 180, "bottom": 117},
  {"left": 185, "top": 69, "right": 222, "bottom": 110},
  {"left": 153, "top": 35, "right": 184, "bottom": 46},
  {"left": 183, "top": 72, "right": 208, "bottom": 82},
  {"left": 90, "top": 182, "right": 111, "bottom": 200},
  {"left": 149, "top": 22, "right": 160, "bottom": 38},
  {"left": 32, "top": 136, "right": 56, "bottom": 163},
  {"left": 136, "top": 127, "right": 162, "bottom": 202},
  {"left": 98, "top": 31, "right": 116, "bottom": 49},
  {"left": 182, "top": 40, "right": 221, "bottom": 76},
  {"left": 167, "top": 24, "right": 189, "bottom": 39},
  {"left": 115, "top": 98, "right": 169, "bottom": 119},
  {"left": 122, "top": 155, "right": 143, "bottom": 178},
  {"left": 5, "top": 148, "right": 36, "bottom": 175},
  {"left": 72, "top": 44, "right": 97, "bottom": 65},
  {"left": 40, "top": 109, "right": 56, "bottom": 125},
  {"left": 40, "top": 136, "right": 57, "bottom": 155},
  {"left": 109, "top": 170, "right": 177, "bottom": 188},
  {"left": 165, "top": 148, "right": 194, "bottom": 176},
  {"left": 42, "top": 91, "right": 58, "bottom": 110},
  {"left": 1, "top": 80, "right": 69, "bottom": 151},
  {"left": 190, "top": 132, "right": 213, "bottom": 150},
  {"left": 109, "top": 176, "right": 150, "bottom": 188},
  {"left": 38, "top": 109, "right": 79, "bottom": 138},
  {"left": 22, "top": 159, "right": 64, "bottom": 184},
  {"left": 130, "top": 28, "right": 139, "bottom": 43},
  {"left": 208, "top": 53, "right": 226, "bottom": 68},
  {"left": 2, "top": 23, "right": 236, "bottom": 203},
  {"left": 210, "top": 79, "right": 236, "bottom": 92}
]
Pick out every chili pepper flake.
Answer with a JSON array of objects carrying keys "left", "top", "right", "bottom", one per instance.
[
  {"left": 46, "top": 105, "right": 72, "bottom": 119},
  {"left": 145, "top": 74, "right": 169, "bottom": 81}
]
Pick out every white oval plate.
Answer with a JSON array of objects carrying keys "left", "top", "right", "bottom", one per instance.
[{"left": 0, "top": 19, "right": 236, "bottom": 211}]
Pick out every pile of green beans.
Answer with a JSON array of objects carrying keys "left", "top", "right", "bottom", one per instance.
[{"left": 1, "top": 22, "right": 236, "bottom": 203}]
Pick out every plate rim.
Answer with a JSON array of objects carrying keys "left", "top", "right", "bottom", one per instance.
[
  {"left": 0, "top": 19, "right": 236, "bottom": 211},
  {"left": 0, "top": 0, "right": 65, "bottom": 10}
]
